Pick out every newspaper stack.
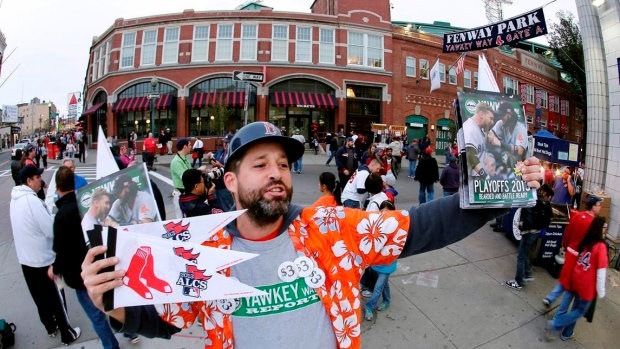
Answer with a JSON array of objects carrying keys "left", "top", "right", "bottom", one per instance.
[{"left": 454, "top": 89, "right": 537, "bottom": 209}]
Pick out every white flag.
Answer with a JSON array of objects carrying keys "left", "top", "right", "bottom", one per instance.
[
  {"left": 429, "top": 59, "right": 441, "bottom": 92},
  {"left": 96, "top": 126, "right": 120, "bottom": 180},
  {"left": 477, "top": 54, "right": 500, "bottom": 93}
]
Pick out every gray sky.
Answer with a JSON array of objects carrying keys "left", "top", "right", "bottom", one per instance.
[{"left": 0, "top": 0, "right": 577, "bottom": 116}]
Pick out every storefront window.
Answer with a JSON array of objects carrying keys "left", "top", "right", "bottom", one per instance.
[
  {"left": 115, "top": 82, "right": 178, "bottom": 139},
  {"left": 188, "top": 78, "right": 256, "bottom": 135}
]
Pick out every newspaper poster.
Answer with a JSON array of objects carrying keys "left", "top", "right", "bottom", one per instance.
[{"left": 456, "top": 89, "right": 536, "bottom": 207}]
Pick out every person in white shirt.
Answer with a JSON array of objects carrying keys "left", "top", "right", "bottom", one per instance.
[
  {"left": 10, "top": 165, "right": 81, "bottom": 345},
  {"left": 365, "top": 173, "right": 390, "bottom": 212},
  {"left": 291, "top": 129, "right": 306, "bottom": 173},
  {"left": 341, "top": 158, "right": 383, "bottom": 208},
  {"left": 191, "top": 137, "right": 204, "bottom": 168},
  {"left": 81, "top": 188, "right": 111, "bottom": 237}
]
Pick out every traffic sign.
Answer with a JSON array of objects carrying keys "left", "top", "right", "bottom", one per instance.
[
  {"left": 233, "top": 70, "right": 264, "bottom": 82},
  {"left": 147, "top": 93, "right": 160, "bottom": 99}
]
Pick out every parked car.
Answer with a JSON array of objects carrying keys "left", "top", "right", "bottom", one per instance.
[{"left": 11, "top": 143, "right": 26, "bottom": 160}]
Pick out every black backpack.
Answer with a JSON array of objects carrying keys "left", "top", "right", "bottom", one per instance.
[
  {"left": 520, "top": 198, "right": 552, "bottom": 231},
  {"left": 0, "top": 319, "right": 16, "bottom": 348}
]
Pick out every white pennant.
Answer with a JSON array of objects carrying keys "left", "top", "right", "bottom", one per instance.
[
  {"left": 118, "top": 210, "right": 246, "bottom": 244},
  {"left": 477, "top": 54, "right": 500, "bottom": 93},
  {"left": 96, "top": 125, "right": 120, "bottom": 180},
  {"left": 96, "top": 227, "right": 265, "bottom": 309}
]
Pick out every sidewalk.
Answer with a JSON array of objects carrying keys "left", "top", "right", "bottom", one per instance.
[{"left": 3, "top": 149, "right": 619, "bottom": 349}]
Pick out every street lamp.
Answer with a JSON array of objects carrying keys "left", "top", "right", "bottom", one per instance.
[
  {"left": 48, "top": 102, "right": 53, "bottom": 132},
  {"left": 150, "top": 76, "right": 159, "bottom": 136}
]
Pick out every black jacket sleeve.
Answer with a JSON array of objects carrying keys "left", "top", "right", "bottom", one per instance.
[
  {"left": 400, "top": 193, "right": 507, "bottom": 257},
  {"left": 110, "top": 306, "right": 181, "bottom": 339},
  {"left": 335, "top": 147, "right": 345, "bottom": 170}
]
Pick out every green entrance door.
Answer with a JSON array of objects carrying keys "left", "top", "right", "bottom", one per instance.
[
  {"left": 436, "top": 118, "right": 456, "bottom": 155},
  {"left": 405, "top": 115, "right": 428, "bottom": 144}
]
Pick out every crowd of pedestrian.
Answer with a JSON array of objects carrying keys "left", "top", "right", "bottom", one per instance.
[{"left": 13, "top": 121, "right": 590, "bottom": 349}]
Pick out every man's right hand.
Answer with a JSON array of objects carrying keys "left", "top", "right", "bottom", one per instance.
[{"left": 81, "top": 246, "right": 126, "bottom": 321}]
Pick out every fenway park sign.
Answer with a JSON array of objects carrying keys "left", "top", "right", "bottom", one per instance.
[{"left": 443, "top": 8, "right": 548, "bottom": 53}]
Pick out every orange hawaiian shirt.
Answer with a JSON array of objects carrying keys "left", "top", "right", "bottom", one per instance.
[{"left": 157, "top": 206, "right": 410, "bottom": 349}]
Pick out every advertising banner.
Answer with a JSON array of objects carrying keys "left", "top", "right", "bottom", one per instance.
[
  {"left": 67, "top": 92, "right": 81, "bottom": 118},
  {"left": 1, "top": 105, "right": 18, "bottom": 123},
  {"left": 443, "top": 8, "right": 548, "bottom": 53},
  {"left": 537, "top": 223, "right": 566, "bottom": 261},
  {"left": 535, "top": 89, "right": 542, "bottom": 130},
  {"left": 548, "top": 95, "right": 555, "bottom": 131},
  {"left": 560, "top": 100, "right": 567, "bottom": 134}
]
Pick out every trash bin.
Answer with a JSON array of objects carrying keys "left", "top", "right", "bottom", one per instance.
[{"left": 48, "top": 142, "right": 57, "bottom": 160}]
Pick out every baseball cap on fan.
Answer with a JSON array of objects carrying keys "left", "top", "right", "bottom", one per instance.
[
  {"left": 495, "top": 101, "right": 518, "bottom": 119},
  {"left": 224, "top": 122, "right": 305, "bottom": 172}
]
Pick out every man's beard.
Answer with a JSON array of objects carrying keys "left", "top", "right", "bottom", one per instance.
[
  {"left": 97, "top": 207, "right": 108, "bottom": 221},
  {"left": 238, "top": 180, "right": 293, "bottom": 227}
]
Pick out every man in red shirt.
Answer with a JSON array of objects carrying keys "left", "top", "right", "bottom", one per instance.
[
  {"left": 562, "top": 195, "right": 603, "bottom": 250},
  {"left": 142, "top": 132, "right": 158, "bottom": 171},
  {"left": 542, "top": 195, "right": 603, "bottom": 308}
]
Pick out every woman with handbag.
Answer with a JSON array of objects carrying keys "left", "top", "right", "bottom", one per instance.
[
  {"left": 191, "top": 136, "right": 204, "bottom": 168},
  {"left": 545, "top": 216, "right": 608, "bottom": 341}
]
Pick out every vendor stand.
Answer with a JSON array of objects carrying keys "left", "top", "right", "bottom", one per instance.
[
  {"left": 500, "top": 130, "right": 583, "bottom": 276},
  {"left": 370, "top": 123, "right": 388, "bottom": 144},
  {"left": 389, "top": 125, "right": 407, "bottom": 140}
]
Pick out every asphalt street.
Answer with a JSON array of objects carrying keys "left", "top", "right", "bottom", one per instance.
[{"left": 1, "top": 150, "right": 619, "bottom": 349}]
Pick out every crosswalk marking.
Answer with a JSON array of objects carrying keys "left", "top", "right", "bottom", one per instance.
[
  {"left": 74, "top": 166, "right": 96, "bottom": 181},
  {"left": 0, "top": 170, "right": 10, "bottom": 177}
]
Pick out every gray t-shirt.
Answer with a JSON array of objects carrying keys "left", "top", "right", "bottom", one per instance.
[
  {"left": 463, "top": 117, "right": 486, "bottom": 175},
  {"left": 107, "top": 191, "right": 158, "bottom": 225},
  {"left": 230, "top": 233, "right": 336, "bottom": 349},
  {"left": 81, "top": 212, "right": 102, "bottom": 244},
  {"left": 491, "top": 120, "right": 528, "bottom": 158}
]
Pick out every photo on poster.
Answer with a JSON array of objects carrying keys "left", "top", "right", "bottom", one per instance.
[
  {"left": 76, "top": 163, "right": 161, "bottom": 242},
  {"left": 456, "top": 89, "right": 536, "bottom": 207}
]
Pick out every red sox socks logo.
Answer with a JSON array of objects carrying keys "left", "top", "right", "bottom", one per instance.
[
  {"left": 176, "top": 265, "right": 212, "bottom": 298},
  {"left": 123, "top": 246, "right": 173, "bottom": 299},
  {"left": 161, "top": 221, "right": 191, "bottom": 241},
  {"left": 173, "top": 247, "right": 200, "bottom": 264}
]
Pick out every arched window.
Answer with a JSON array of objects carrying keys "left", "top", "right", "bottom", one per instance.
[
  {"left": 187, "top": 77, "right": 257, "bottom": 136},
  {"left": 115, "top": 82, "right": 178, "bottom": 139},
  {"left": 91, "top": 91, "right": 108, "bottom": 143}
]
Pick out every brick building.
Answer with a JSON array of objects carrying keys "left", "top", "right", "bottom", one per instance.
[{"left": 82, "top": 0, "right": 582, "bottom": 154}]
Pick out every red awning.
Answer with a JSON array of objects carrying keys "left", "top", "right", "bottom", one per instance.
[
  {"left": 81, "top": 102, "right": 106, "bottom": 116},
  {"left": 113, "top": 96, "right": 150, "bottom": 112},
  {"left": 187, "top": 92, "right": 253, "bottom": 109},
  {"left": 154, "top": 94, "right": 174, "bottom": 110},
  {"left": 270, "top": 92, "right": 338, "bottom": 108}
]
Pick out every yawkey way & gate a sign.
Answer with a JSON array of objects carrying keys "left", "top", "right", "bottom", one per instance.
[{"left": 442, "top": 7, "right": 548, "bottom": 53}]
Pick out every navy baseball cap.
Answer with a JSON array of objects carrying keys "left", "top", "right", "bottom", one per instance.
[{"left": 19, "top": 165, "right": 44, "bottom": 183}]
